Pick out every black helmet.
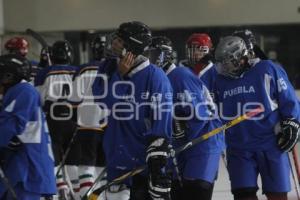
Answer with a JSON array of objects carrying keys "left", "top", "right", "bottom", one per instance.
[
  {"left": 51, "top": 40, "right": 73, "bottom": 64},
  {"left": 149, "top": 36, "right": 174, "bottom": 68},
  {"left": 116, "top": 21, "right": 152, "bottom": 55},
  {"left": 232, "top": 29, "right": 256, "bottom": 52},
  {"left": 232, "top": 29, "right": 268, "bottom": 60},
  {"left": 91, "top": 34, "right": 106, "bottom": 61},
  {"left": 0, "top": 54, "right": 31, "bottom": 85}
]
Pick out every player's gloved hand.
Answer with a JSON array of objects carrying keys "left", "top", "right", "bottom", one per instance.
[
  {"left": 146, "top": 137, "right": 171, "bottom": 200},
  {"left": 7, "top": 136, "right": 23, "bottom": 151},
  {"left": 0, "top": 137, "right": 22, "bottom": 165},
  {"left": 277, "top": 118, "right": 300, "bottom": 152},
  {"left": 38, "top": 47, "right": 51, "bottom": 68}
]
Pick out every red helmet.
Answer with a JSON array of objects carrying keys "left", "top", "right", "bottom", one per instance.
[
  {"left": 4, "top": 37, "right": 29, "bottom": 57},
  {"left": 186, "top": 33, "right": 212, "bottom": 65}
]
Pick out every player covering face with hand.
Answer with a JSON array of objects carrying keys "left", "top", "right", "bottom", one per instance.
[{"left": 92, "top": 21, "right": 173, "bottom": 200}]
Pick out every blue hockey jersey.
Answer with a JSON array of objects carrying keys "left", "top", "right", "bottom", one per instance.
[
  {"left": 166, "top": 64, "right": 225, "bottom": 154},
  {"left": 214, "top": 60, "right": 300, "bottom": 150},
  {"left": 0, "top": 81, "right": 56, "bottom": 197},
  {"left": 92, "top": 58, "right": 173, "bottom": 180},
  {"left": 198, "top": 63, "right": 219, "bottom": 101}
]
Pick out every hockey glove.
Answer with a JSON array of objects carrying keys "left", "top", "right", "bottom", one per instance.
[
  {"left": 146, "top": 137, "right": 171, "bottom": 200},
  {"left": 0, "top": 136, "right": 22, "bottom": 165},
  {"left": 38, "top": 47, "right": 51, "bottom": 68},
  {"left": 7, "top": 136, "right": 23, "bottom": 151},
  {"left": 277, "top": 118, "right": 300, "bottom": 152}
]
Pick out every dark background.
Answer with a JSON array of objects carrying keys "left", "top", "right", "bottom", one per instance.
[{"left": 65, "top": 24, "right": 300, "bottom": 88}]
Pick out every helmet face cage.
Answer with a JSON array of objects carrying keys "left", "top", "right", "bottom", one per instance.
[
  {"left": 215, "top": 36, "right": 249, "bottom": 79},
  {"left": 149, "top": 46, "right": 173, "bottom": 67},
  {"left": 149, "top": 36, "right": 174, "bottom": 68},
  {"left": 215, "top": 59, "right": 244, "bottom": 79},
  {"left": 91, "top": 35, "right": 107, "bottom": 60},
  {"left": 186, "top": 33, "right": 212, "bottom": 65},
  {"left": 51, "top": 40, "right": 73, "bottom": 64},
  {"left": 186, "top": 44, "right": 210, "bottom": 65}
]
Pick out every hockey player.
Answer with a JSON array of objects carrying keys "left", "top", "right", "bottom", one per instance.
[
  {"left": 34, "top": 40, "right": 79, "bottom": 200},
  {"left": 149, "top": 36, "right": 225, "bottom": 200},
  {"left": 180, "top": 33, "right": 220, "bottom": 106},
  {"left": 180, "top": 33, "right": 214, "bottom": 76},
  {"left": 0, "top": 54, "right": 56, "bottom": 199},
  {"left": 92, "top": 21, "right": 173, "bottom": 200},
  {"left": 69, "top": 34, "right": 108, "bottom": 198},
  {"left": 182, "top": 33, "right": 227, "bottom": 166},
  {"left": 214, "top": 36, "right": 300, "bottom": 200}
]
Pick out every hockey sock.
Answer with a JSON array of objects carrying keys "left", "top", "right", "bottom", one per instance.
[
  {"left": 65, "top": 165, "right": 80, "bottom": 194},
  {"left": 78, "top": 165, "right": 95, "bottom": 197},
  {"left": 55, "top": 166, "right": 69, "bottom": 193},
  {"left": 94, "top": 166, "right": 107, "bottom": 188}
]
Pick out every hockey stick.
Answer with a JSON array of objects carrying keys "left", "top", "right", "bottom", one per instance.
[
  {"left": 56, "top": 124, "right": 107, "bottom": 177},
  {"left": 292, "top": 145, "right": 300, "bottom": 186},
  {"left": 0, "top": 166, "right": 17, "bottom": 200},
  {"left": 221, "top": 150, "right": 228, "bottom": 168},
  {"left": 55, "top": 128, "right": 79, "bottom": 177},
  {"left": 86, "top": 107, "right": 264, "bottom": 200},
  {"left": 83, "top": 167, "right": 107, "bottom": 198},
  {"left": 292, "top": 145, "right": 300, "bottom": 199},
  {"left": 62, "top": 165, "right": 76, "bottom": 200},
  {"left": 288, "top": 153, "right": 300, "bottom": 200},
  {"left": 25, "top": 28, "right": 52, "bottom": 66}
]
